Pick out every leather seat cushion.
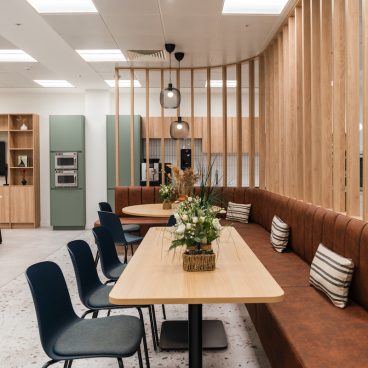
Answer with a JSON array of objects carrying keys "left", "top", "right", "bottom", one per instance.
[{"left": 262, "top": 286, "right": 368, "bottom": 368}]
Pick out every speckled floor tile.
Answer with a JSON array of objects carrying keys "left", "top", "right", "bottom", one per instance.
[{"left": 0, "top": 231, "right": 271, "bottom": 368}]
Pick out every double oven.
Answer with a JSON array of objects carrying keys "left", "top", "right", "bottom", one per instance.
[{"left": 54, "top": 152, "right": 78, "bottom": 188}]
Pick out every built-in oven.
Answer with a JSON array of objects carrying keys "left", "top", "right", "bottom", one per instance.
[
  {"left": 55, "top": 152, "right": 78, "bottom": 170},
  {"left": 55, "top": 170, "right": 78, "bottom": 188}
]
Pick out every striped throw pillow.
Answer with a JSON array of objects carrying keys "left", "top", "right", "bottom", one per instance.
[
  {"left": 226, "top": 202, "right": 251, "bottom": 223},
  {"left": 309, "top": 244, "right": 354, "bottom": 309},
  {"left": 270, "top": 215, "right": 289, "bottom": 252}
]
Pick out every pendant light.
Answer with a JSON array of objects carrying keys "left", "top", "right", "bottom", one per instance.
[
  {"left": 160, "top": 44, "right": 181, "bottom": 109},
  {"left": 170, "top": 52, "right": 189, "bottom": 140}
]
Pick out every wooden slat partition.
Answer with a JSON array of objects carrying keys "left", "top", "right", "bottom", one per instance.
[
  {"left": 191, "top": 69, "right": 195, "bottom": 169},
  {"left": 249, "top": 60, "right": 255, "bottom": 188},
  {"left": 236, "top": 63, "right": 242, "bottom": 187},
  {"left": 333, "top": 0, "right": 346, "bottom": 213},
  {"left": 176, "top": 69, "right": 180, "bottom": 167},
  {"left": 146, "top": 69, "right": 149, "bottom": 186},
  {"left": 259, "top": 55, "right": 266, "bottom": 190},
  {"left": 269, "top": 46, "right": 274, "bottom": 193},
  {"left": 265, "top": 49, "right": 270, "bottom": 191},
  {"left": 115, "top": 69, "right": 119, "bottom": 187},
  {"left": 273, "top": 41, "right": 279, "bottom": 194},
  {"left": 345, "top": 0, "right": 360, "bottom": 216},
  {"left": 283, "top": 25, "right": 290, "bottom": 197},
  {"left": 130, "top": 68, "right": 135, "bottom": 187},
  {"left": 222, "top": 66, "right": 228, "bottom": 187},
  {"left": 161, "top": 69, "right": 165, "bottom": 184},
  {"left": 278, "top": 33, "right": 284, "bottom": 195},
  {"left": 207, "top": 67, "right": 212, "bottom": 186},
  {"left": 364, "top": 0, "right": 368, "bottom": 220}
]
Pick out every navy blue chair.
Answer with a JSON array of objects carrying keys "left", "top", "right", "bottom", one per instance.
[
  {"left": 98, "top": 211, "right": 143, "bottom": 264},
  {"left": 167, "top": 215, "right": 176, "bottom": 227},
  {"left": 67, "top": 240, "right": 152, "bottom": 366},
  {"left": 25, "top": 261, "right": 145, "bottom": 368}
]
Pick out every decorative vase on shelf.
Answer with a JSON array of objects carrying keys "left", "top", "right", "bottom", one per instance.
[
  {"left": 20, "top": 124, "right": 28, "bottom": 131},
  {"left": 163, "top": 199, "right": 172, "bottom": 210},
  {"left": 22, "top": 180, "right": 27, "bottom": 186}
]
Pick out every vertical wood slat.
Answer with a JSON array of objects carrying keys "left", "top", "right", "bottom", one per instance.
[
  {"left": 115, "top": 68, "right": 119, "bottom": 186},
  {"left": 364, "top": 0, "right": 368, "bottom": 220},
  {"left": 265, "top": 49, "right": 270, "bottom": 191},
  {"left": 311, "top": 0, "right": 322, "bottom": 205},
  {"left": 273, "top": 40, "right": 279, "bottom": 194},
  {"left": 146, "top": 69, "right": 150, "bottom": 186},
  {"left": 289, "top": 16, "right": 297, "bottom": 199},
  {"left": 283, "top": 26, "right": 290, "bottom": 197},
  {"left": 269, "top": 46, "right": 274, "bottom": 193},
  {"left": 222, "top": 66, "right": 228, "bottom": 187},
  {"left": 333, "top": 0, "right": 346, "bottom": 213},
  {"left": 236, "top": 63, "right": 242, "bottom": 187},
  {"left": 345, "top": 0, "right": 360, "bottom": 216},
  {"left": 191, "top": 69, "right": 195, "bottom": 169},
  {"left": 321, "top": 0, "right": 333, "bottom": 209},
  {"left": 278, "top": 33, "right": 284, "bottom": 195},
  {"left": 161, "top": 69, "right": 165, "bottom": 184},
  {"left": 295, "top": 7, "right": 304, "bottom": 200},
  {"left": 207, "top": 67, "right": 212, "bottom": 186},
  {"left": 259, "top": 55, "right": 266, "bottom": 190},
  {"left": 177, "top": 69, "right": 180, "bottom": 167},
  {"left": 249, "top": 60, "right": 255, "bottom": 188},
  {"left": 302, "top": 0, "right": 312, "bottom": 203},
  {"left": 130, "top": 68, "right": 135, "bottom": 187}
]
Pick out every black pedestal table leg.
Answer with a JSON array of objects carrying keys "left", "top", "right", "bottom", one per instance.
[{"left": 188, "top": 304, "right": 202, "bottom": 368}]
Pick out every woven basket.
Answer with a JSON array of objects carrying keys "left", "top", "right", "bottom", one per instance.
[
  {"left": 183, "top": 253, "right": 216, "bottom": 272},
  {"left": 163, "top": 200, "right": 172, "bottom": 210}
]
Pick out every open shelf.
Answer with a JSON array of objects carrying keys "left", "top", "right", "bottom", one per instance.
[
  {"left": 9, "top": 114, "right": 34, "bottom": 130},
  {"left": 9, "top": 131, "right": 33, "bottom": 149},
  {"left": 10, "top": 167, "right": 33, "bottom": 185},
  {"left": 9, "top": 149, "right": 34, "bottom": 168},
  {"left": 0, "top": 114, "right": 8, "bottom": 131}
]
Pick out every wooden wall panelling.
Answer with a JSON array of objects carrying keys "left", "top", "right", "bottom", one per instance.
[
  {"left": 146, "top": 69, "right": 150, "bottom": 186},
  {"left": 130, "top": 68, "right": 135, "bottom": 187},
  {"left": 283, "top": 25, "right": 290, "bottom": 197},
  {"left": 249, "top": 60, "right": 256, "bottom": 188},
  {"left": 302, "top": 0, "right": 312, "bottom": 203},
  {"left": 236, "top": 63, "right": 242, "bottom": 187},
  {"left": 177, "top": 69, "right": 180, "bottom": 167},
  {"left": 269, "top": 46, "right": 274, "bottom": 192},
  {"left": 321, "top": 0, "right": 333, "bottom": 208},
  {"left": 278, "top": 33, "right": 284, "bottom": 195},
  {"left": 265, "top": 49, "right": 270, "bottom": 191},
  {"left": 191, "top": 69, "right": 195, "bottom": 169},
  {"left": 223, "top": 66, "right": 228, "bottom": 186},
  {"left": 311, "top": 0, "right": 322, "bottom": 205},
  {"left": 295, "top": 6, "right": 304, "bottom": 201},
  {"left": 33, "top": 115, "right": 40, "bottom": 228},
  {"left": 259, "top": 55, "right": 266, "bottom": 190},
  {"left": 364, "top": 0, "right": 368, "bottom": 219},
  {"left": 345, "top": 0, "right": 360, "bottom": 216},
  {"left": 289, "top": 16, "right": 297, "bottom": 199},
  {"left": 161, "top": 69, "right": 165, "bottom": 183},
  {"left": 273, "top": 41, "right": 279, "bottom": 194},
  {"left": 333, "top": 0, "right": 346, "bottom": 213},
  {"left": 203, "top": 117, "right": 232, "bottom": 154},
  {"left": 207, "top": 67, "right": 212, "bottom": 186},
  {"left": 115, "top": 69, "right": 119, "bottom": 186}
]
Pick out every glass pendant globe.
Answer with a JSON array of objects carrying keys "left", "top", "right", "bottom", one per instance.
[{"left": 170, "top": 117, "right": 189, "bottom": 140}]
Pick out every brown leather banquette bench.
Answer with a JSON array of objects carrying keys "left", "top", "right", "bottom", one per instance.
[{"left": 95, "top": 186, "right": 368, "bottom": 367}]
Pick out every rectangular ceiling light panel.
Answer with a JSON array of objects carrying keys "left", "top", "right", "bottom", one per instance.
[
  {"left": 27, "top": 0, "right": 97, "bottom": 13},
  {"left": 222, "top": 0, "right": 289, "bottom": 14},
  {"left": 34, "top": 80, "right": 74, "bottom": 87},
  {"left": 0, "top": 50, "right": 37, "bottom": 62},
  {"left": 206, "top": 80, "right": 237, "bottom": 88},
  {"left": 105, "top": 80, "right": 141, "bottom": 88},
  {"left": 77, "top": 50, "right": 126, "bottom": 62}
]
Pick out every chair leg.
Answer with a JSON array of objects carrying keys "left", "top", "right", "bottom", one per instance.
[
  {"left": 137, "top": 308, "right": 150, "bottom": 368},
  {"left": 81, "top": 310, "right": 94, "bottom": 319},
  {"left": 107, "top": 309, "right": 111, "bottom": 317},
  {"left": 117, "top": 358, "right": 124, "bottom": 368},
  {"left": 151, "top": 305, "right": 159, "bottom": 346},
  {"left": 104, "top": 279, "right": 116, "bottom": 285},
  {"left": 63, "top": 361, "right": 69, "bottom": 368},
  {"left": 124, "top": 245, "right": 128, "bottom": 264},
  {"left": 42, "top": 360, "right": 58, "bottom": 368},
  {"left": 130, "top": 243, "right": 134, "bottom": 257},
  {"left": 137, "top": 346, "right": 144, "bottom": 368},
  {"left": 162, "top": 304, "right": 166, "bottom": 320},
  {"left": 94, "top": 252, "right": 99, "bottom": 267},
  {"left": 68, "top": 361, "right": 73, "bottom": 368},
  {"left": 148, "top": 306, "right": 157, "bottom": 351},
  {"left": 92, "top": 311, "right": 99, "bottom": 319}
]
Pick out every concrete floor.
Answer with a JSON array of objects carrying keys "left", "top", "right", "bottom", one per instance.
[{"left": 0, "top": 227, "right": 84, "bottom": 287}]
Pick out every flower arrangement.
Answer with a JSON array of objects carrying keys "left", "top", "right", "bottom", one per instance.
[
  {"left": 20, "top": 169, "right": 27, "bottom": 185},
  {"left": 159, "top": 181, "right": 175, "bottom": 200},
  {"left": 168, "top": 165, "right": 200, "bottom": 198},
  {"left": 169, "top": 195, "right": 226, "bottom": 253}
]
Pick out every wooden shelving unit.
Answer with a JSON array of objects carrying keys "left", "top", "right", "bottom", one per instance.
[{"left": 0, "top": 114, "right": 40, "bottom": 229}]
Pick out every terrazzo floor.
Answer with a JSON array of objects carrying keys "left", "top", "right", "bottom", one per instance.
[{"left": 0, "top": 230, "right": 271, "bottom": 368}]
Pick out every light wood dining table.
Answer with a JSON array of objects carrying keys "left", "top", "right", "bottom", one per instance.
[{"left": 110, "top": 227, "right": 284, "bottom": 368}]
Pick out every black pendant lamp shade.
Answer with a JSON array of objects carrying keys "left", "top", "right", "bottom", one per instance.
[
  {"left": 160, "top": 44, "right": 181, "bottom": 109},
  {"left": 170, "top": 116, "right": 189, "bottom": 140}
]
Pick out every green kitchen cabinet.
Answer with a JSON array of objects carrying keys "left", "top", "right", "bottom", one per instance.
[{"left": 106, "top": 115, "right": 142, "bottom": 212}]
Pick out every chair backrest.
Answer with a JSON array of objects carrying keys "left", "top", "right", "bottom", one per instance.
[
  {"left": 67, "top": 240, "right": 103, "bottom": 308},
  {"left": 98, "top": 211, "right": 127, "bottom": 245},
  {"left": 92, "top": 226, "right": 123, "bottom": 279},
  {"left": 99, "top": 202, "right": 113, "bottom": 213},
  {"left": 168, "top": 215, "right": 176, "bottom": 227},
  {"left": 25, "top": 261, "right": 79, "bottom": 359}
]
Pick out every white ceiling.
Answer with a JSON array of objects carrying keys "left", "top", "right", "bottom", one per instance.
[{"left": 0, "top": 0, "right": 297, "bottom": 91}]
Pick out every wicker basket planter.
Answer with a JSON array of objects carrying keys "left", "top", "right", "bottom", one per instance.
[
  {"left": 163, "top": 199, "right": 172, "bottom": 210},
  {"left": 183, "top": 253, "right": 216, "bottom": 272}
]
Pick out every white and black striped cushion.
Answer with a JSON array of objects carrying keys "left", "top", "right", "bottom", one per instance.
[
  {"left": 226, "top": 202, "right": 251, "bottom": 223},
  {"left": 309, "top": 243, "right": 354, "bottom": 309},
  {"left": 270, "top": 215, "right": 289, "bottom": 252}
]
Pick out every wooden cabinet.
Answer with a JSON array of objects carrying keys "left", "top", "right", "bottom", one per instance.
[
  {"left": 0, "top": 186, "right": 10, "bottom": 225},
  {"left": 10, "top": 186, "right": 35, "bottom": 224}
]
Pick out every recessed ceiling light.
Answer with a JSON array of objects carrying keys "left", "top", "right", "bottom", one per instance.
[
  {"left": 0, "top": 50, "right": 37, "bottom": 62},
  {"left": 222, "top": 0, "right": 289, "bottom": 14},
  {"left": 205, "top": 80, "right": 237, "bottom": 88},
  {"left": 76, "top": 50, "right": 126, "bottom": 62},
  {"left": 26, "top": 0, "right": 97, "bottom": 13},
  {"left": 105, "top": 80, "right": 141, "bottom": 88},
  {"left": 34, "top": 80, "right": 74, "bottom": 88}
]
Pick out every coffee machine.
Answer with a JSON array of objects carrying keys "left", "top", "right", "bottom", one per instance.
[{"left": 141, "top": 159, "right": 172, "bottom": 186}]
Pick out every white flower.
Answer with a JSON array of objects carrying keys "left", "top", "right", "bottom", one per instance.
[
  {"left": 174, "top": 213, "right": 180, "bottom": 220},
  {"left": 188, "top": 197, "right": 193, "bottom": 202},
  {"left": 174, "top": 200, "right": 180, "bottom": 204},
  {"left": 219, "top": 210, "right": 226, "bottom": 214},
  {"left": 183, "top": 215, "right": 188, "bottom": 221},
  {"left": 200, "top": 216, "right": 206, "bottom": 222},
  {"left": 192, "top": 216, "right": 198, "bottom": 223},
  {"left": 186, "top": 223, "right": 191, "bottom": 230},
  {"left": 212, "top": 218, "right": 222, "bottom": 230},
  {"left": 176, "top": 224, "right": 185, "bottom": 234}
]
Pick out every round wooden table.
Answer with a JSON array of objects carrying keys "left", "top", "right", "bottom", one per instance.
[{"left": 122, "top": 203, "right": 177, "bottom": 218}]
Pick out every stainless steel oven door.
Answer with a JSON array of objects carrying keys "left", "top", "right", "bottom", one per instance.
[
  {"left": 55, "top": 152, "right": 78, "bottom": 170},
  {"left": 55, "top": 170, "right": 78, "bottom": 188}
]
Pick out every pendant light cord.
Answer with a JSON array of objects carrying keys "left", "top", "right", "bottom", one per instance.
[{"left": 169, "top": 52, "right": 172, "bottom": 84}]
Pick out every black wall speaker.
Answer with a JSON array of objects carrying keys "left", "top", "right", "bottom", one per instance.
[
  {"left": 0, "top": 142, "right": 5, "bottom": 175},
  {"left": 181, "top": 148, "right": 191, "bottom": 170}
]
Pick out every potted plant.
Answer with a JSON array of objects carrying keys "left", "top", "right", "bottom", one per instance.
[
  {"left": 159, "top": 179, "right": 175, "bottom": 209},
  {"left": 20, "top": 169, "right": 27, "bottom": 185},
  {"left": 168, "top": 165, "right": 200, "bottom": 202}
]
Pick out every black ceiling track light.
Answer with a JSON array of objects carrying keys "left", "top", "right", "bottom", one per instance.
[
  {"left": 160, "top": 43, "right": 181, "bottom": 109},
  {"left": 170, "top": 52, "right": 189, "bottom": 140}
]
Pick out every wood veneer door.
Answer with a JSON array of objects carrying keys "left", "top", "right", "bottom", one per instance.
[
  {"left": 0, "top": 186, "right": 10, "bottom": 224},
  {"left": 10, "top": 186, "right": 34, "bottom": 223}
]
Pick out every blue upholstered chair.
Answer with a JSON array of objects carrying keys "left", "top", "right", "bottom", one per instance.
[{"left": 167, "top": 215, "right": 176, "bottom": 227}]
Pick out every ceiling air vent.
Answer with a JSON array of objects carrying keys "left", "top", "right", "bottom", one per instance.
[{"left": 125, "top": 50, "right": 167, "bottom": 62}]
